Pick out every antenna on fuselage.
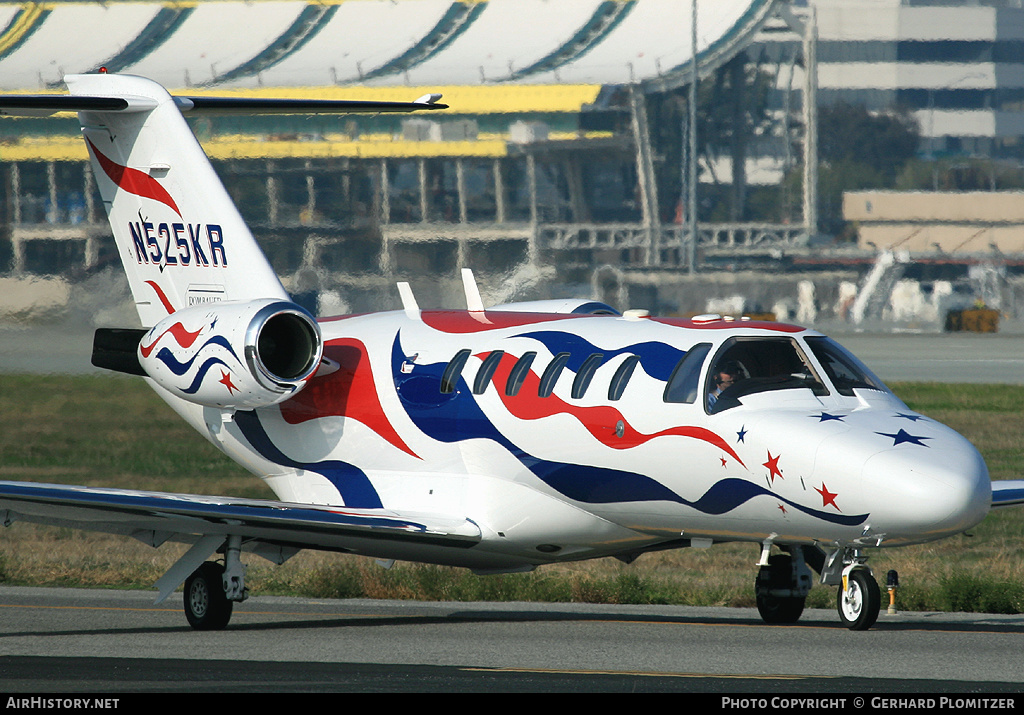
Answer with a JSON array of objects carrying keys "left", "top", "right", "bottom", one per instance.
[
  {"left": 397, "top": 282, "right": 420, "bottom": 320},
  {"left": 461, "top": 268, "right": 485, "bottom": 313}
]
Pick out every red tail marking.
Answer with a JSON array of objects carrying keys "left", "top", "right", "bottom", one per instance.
[
  {"left": 144, "top": 280, "right": 177, "bottom": 315},
  {"left": 87, "top": 138, "right": 181, "bottom": 216}
]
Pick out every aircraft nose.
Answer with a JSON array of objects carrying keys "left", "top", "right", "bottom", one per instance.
[{"left": 862, "top": 437, "right": 990, "bottom": 543}]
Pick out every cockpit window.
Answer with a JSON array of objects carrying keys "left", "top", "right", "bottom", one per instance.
[
  {"left": 705, "top": 337, "right": 828, "bottom": 413},
  {"left": 663, "top": 343, "right": 712, "bottom": 404},
  {"left": 804, "top": 336, "right": 891, "bottom": 397}
]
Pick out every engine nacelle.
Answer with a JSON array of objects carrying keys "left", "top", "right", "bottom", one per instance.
[{"left": 138, "top": 299, "right": 323, "bottom": 409}]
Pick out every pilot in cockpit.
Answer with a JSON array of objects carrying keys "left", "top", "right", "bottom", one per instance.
[{"left": 707, "top": 360, "right": 744, "bottom": 409}]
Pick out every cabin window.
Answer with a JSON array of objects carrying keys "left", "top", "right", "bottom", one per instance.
[
  {"left": 440, "top": 349, "right": 471, "bottom": 394},
  {"left": 571, "top": 353, "right": 604, "bottom": 399},
  {"left": 804, "top": 336, "right": 890, "bottom": 397},
  {"left": 538, "top": 352, "right": 571, "bottom": 397},
  {"left": 473, "top": 350, "right": 504, "bottom": 394},
  {"left": 608, "top": 355, "right": 640, "bottom": 401},
  {"left": 705, "top": 337, "right": 828, "bottom": 413},
  {"left": 663, "top": 343, "right": 711, "bottom": 404},
  {"left": 505, "top": 352, "right": 537, "bottom": 397}
]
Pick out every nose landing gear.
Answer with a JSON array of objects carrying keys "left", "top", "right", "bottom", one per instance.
[
  {"left": 823, "top": 546, "right": 881, "bottom": 631},
  {"left": 837, "top": 567, "right": 881, "bottom": 631}
]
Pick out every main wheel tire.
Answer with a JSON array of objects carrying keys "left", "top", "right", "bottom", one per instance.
[
  {"left": 184, "top": 561, "right": 233, "bottom": 631},
  {"left": 756, "top": 593, "right": 806, "bottom": 624},
  {"left": 837, "top": 569, "right": 880, "bottom": 631},
  {"left": 755, "top": 555, "right": 806, "bottom": 624}
]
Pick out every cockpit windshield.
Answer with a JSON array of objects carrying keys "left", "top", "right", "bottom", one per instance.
[
  {"left": 804, "top": 336, "right": 891, "bottom": 397},
  {"left": 705, "top": 337, "right": 828, "bottom": 413}
]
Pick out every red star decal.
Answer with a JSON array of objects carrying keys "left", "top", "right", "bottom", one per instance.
[
  {"left": 219, "top": 370, "right": 238, "bottom": 395},
  {"left": 763, "top": 451, "right": 783, "bottom": 483},
  {"left": 777, "top": 503, "right": 787, "bottom": 514},
  {"left": 815, "top": 482, "right": 840, "bottom": 511},
  {"left": 720, "top": 456, "right": 728, "bottom": 468}
]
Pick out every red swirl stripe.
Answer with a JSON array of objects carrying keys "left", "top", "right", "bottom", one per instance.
[
  {"left": 87, "top": 138, "right": 181, "bottom": 216},
  {"left": 487, "top": 352, "right": 746, "bottom": 466}
]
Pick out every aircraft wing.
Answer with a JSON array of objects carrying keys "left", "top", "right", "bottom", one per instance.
[
  {"left": 991, "top": 480, "right": 1024, "bottom": 509},
  {"left": 0, "top": 480, "right": 481, "bottom": 599}
]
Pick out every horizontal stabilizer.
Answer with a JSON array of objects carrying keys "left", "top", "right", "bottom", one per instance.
[
  {"left": 173, "top": 95, "right": 448, "bottom": 114},
  {"left": 0, "top": 94, "right": 155, "bottom": 116},
  {"left": 0, "top": 91, "right": 446, "bottom": 117}
]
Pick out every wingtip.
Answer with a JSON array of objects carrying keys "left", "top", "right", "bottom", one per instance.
[{"left": 413, "top": 93, "right": 447, "bottom": 109}]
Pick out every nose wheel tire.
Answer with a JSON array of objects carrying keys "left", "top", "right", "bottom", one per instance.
[
  {"left": 184, "top": 561, "right": 233, "bottom": 631},
  {"left": 837, "top": 569, "right": 880, "bottom": 631}
]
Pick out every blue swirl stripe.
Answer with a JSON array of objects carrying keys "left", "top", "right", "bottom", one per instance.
[
  {"left": 514, "top": 330, "right": 686, "bottom": 381},
  {"left": 178, "top": 356, "right": 231, "bottom": 395},
  {"left": 154, "top": 335, "right": 238, "bottom": 376},
  {"left": 234, "top": 410, "right": 384, "bottom": 509}
]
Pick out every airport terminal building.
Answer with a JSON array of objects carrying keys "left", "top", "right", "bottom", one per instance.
[{"left": 3, "top": 0, "right": 1024, "bottom": 326}]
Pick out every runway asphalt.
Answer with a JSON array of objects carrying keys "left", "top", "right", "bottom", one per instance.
[{"left": 1, "top": 587, "right": 1023, "bottom": 693}]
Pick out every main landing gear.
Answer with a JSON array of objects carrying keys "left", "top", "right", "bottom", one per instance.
[
  {"left": 182, "top": 536, "right": 249, "bottom": 630},
  {"left": 754, "top": 548, "right": 813, "bottom": 624},
  {"left": 184, "top": 561, "right": 234, "bottom": 630},
  {"left": 754, "top": 544, "right": 881, "bottom": 631}
]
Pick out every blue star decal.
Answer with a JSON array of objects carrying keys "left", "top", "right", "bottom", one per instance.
[
  {"left": 876, "top": 429, "right": 931, "bottom": 446},
  {"left": 895, "top": 412, "right": 926, "bottom": 422},
  {"left": 814, "top": 412, "right": 845, "bottom": 422},
  {"left": 736, "top": 426, "right": 747, "bottom": 443}
]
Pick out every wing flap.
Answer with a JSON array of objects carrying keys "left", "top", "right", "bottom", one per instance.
[{"left": 0, "top": 480, "right": 481, "bottom": 552}]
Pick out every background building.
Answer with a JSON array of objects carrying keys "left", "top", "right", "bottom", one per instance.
[{"left": 3, "top": 0, "right": 1024, "bottom": 327}]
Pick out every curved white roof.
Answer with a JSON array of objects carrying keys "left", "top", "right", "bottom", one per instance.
[{"left": 0, "top": 0, "right": 775, "bottom": 91}]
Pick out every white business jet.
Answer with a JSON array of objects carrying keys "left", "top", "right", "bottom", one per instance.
[{"left": 1, "top": 74, "right": 1020, "bottom": 631}]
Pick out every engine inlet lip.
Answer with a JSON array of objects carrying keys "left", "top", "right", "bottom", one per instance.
[{"left": 244, "top": 301, "right": 323, "bottom": 391}]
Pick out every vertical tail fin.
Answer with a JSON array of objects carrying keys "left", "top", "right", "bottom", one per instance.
[
  {"left": 67, "top": 73, "right": 288, "bottom": 327},
  {"left": 1, "top": 73, "right": 446, "bottom": 326}
]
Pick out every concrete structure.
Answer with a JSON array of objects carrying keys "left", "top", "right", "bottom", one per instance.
[
  {"left": 7, "top": 0, "right": 1024, "bottom": 329},
  {"left": 845, "top": 190, "right": 1024, "bottom": 254}
]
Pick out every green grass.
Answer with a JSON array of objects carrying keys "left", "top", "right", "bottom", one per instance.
[{"left": 1, "top": 375, "right": 1023, "bottom": 612}]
